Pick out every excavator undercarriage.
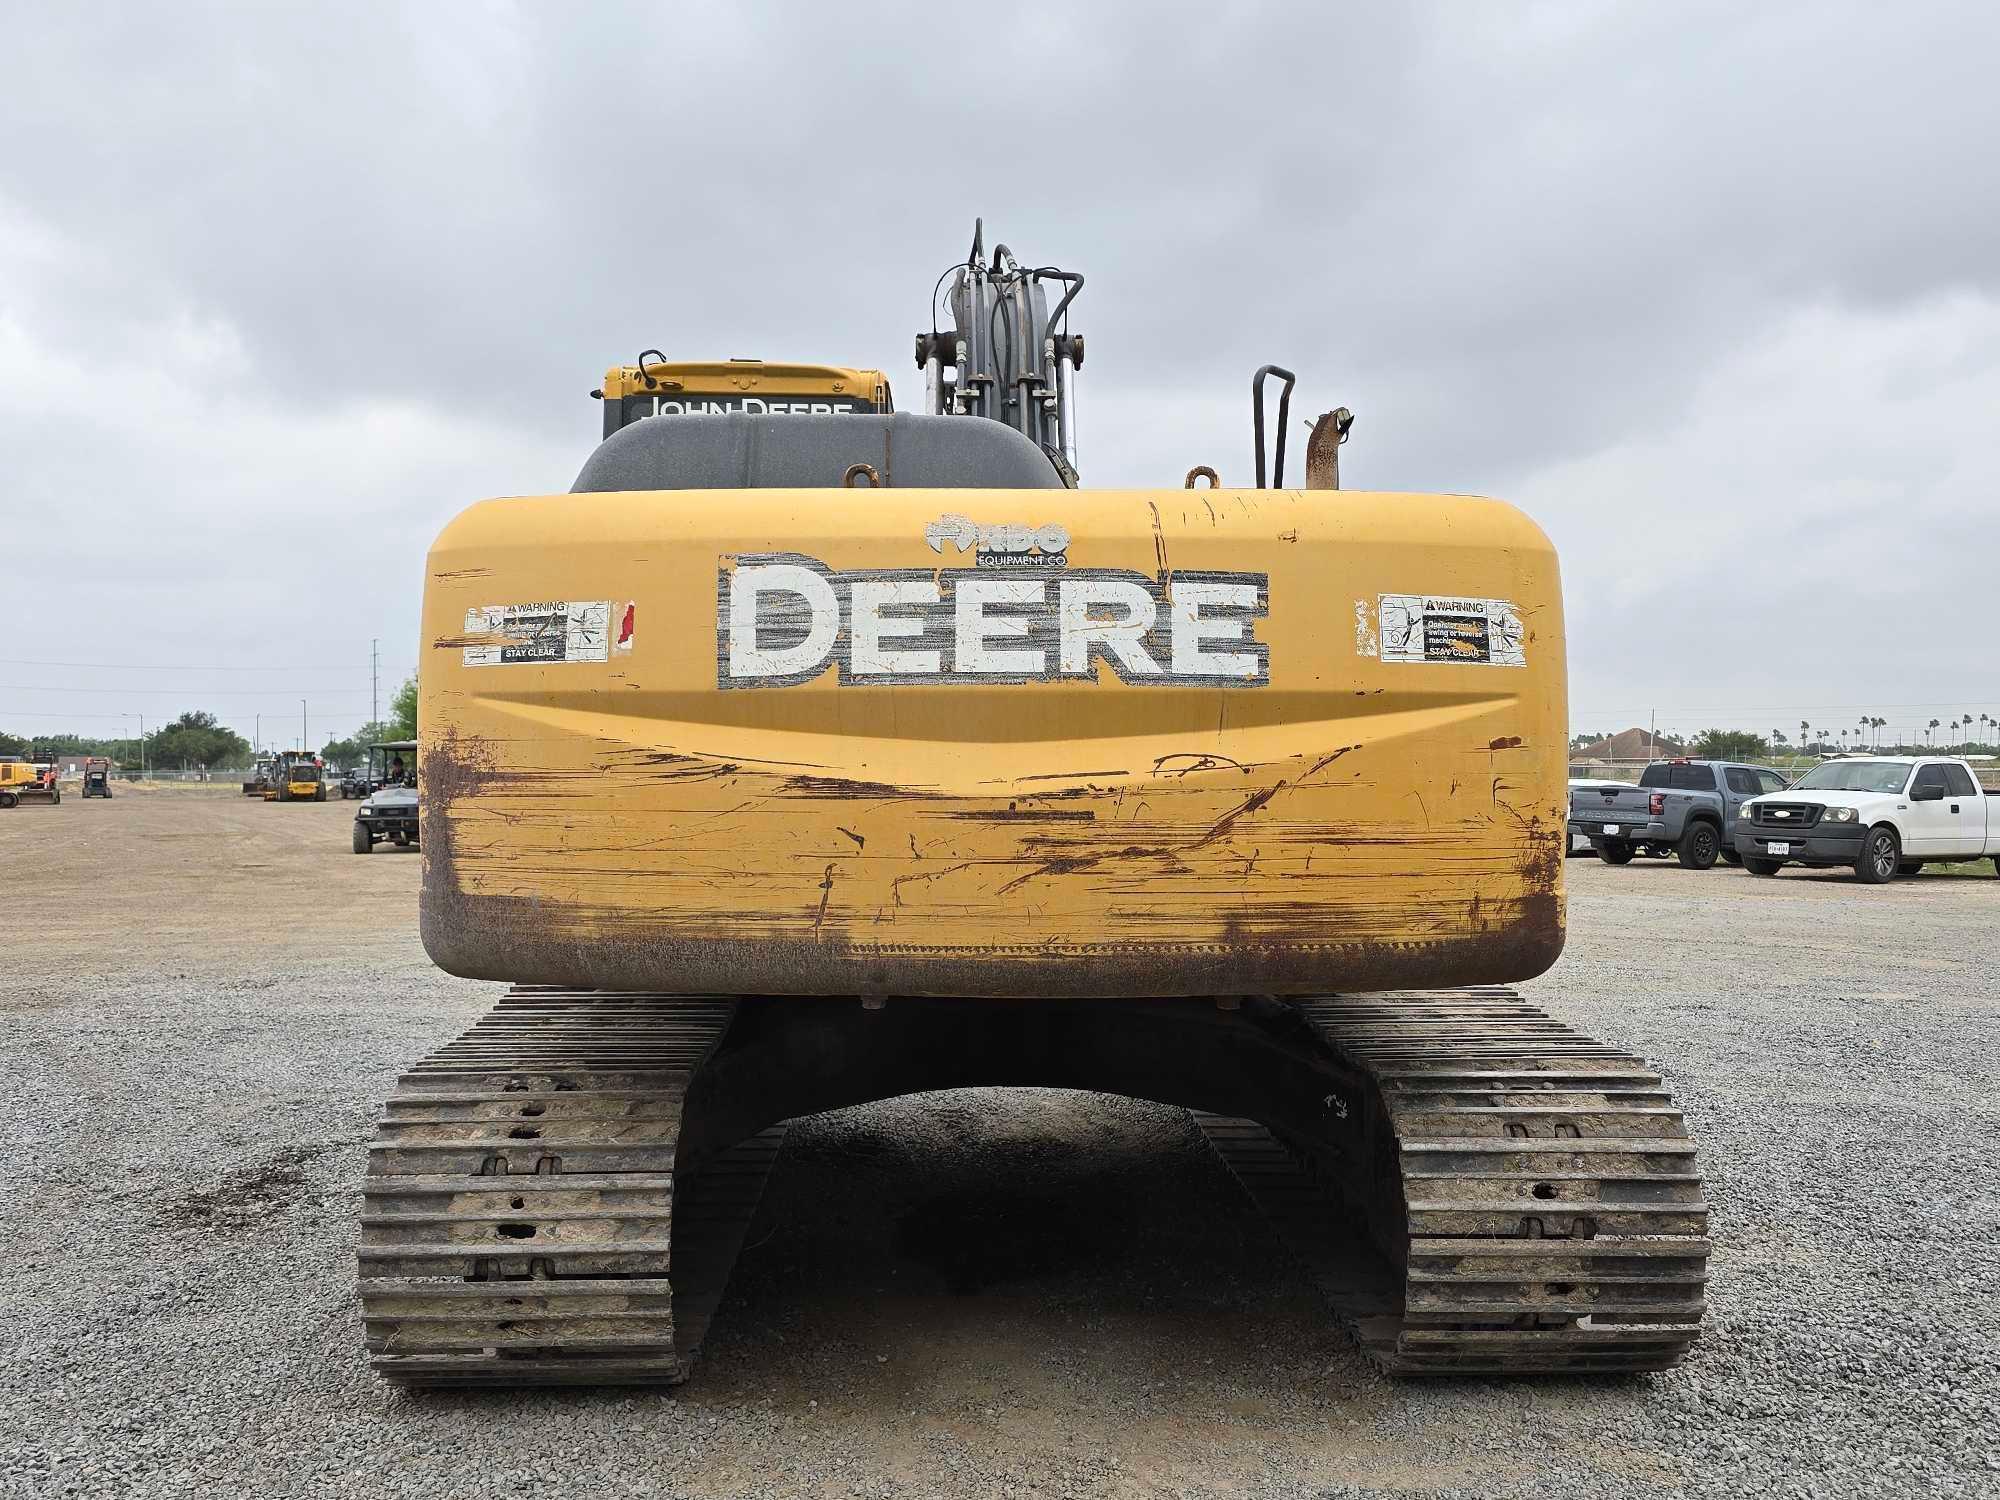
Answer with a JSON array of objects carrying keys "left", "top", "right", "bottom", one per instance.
[{"left": 362, "top": 988, "right": 1705, "bottom": 1385}]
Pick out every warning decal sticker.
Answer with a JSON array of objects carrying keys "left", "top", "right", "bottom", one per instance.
[
  {"left": 1374, "top": 594, "right": 1525, "bottom": 667},
  {"left": 462, "top": 600, "right": 614, "bottom": 666}
]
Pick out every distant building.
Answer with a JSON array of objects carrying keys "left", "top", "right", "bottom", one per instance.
[{"left": 1573, "top": 728, "right": 1686, "bottom": 762}]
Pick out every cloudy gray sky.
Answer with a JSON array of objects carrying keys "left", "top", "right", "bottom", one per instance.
[{"left": 4, "top": 1, "right": 1996, "bottom": 753}]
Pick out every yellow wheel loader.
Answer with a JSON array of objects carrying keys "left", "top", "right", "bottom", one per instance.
[
  {"left": 279, "top": 759, "right": 326, "bottom": 803},
  {"left": 0, "top": 758, "right": 59, "bottom": 807},
  {"left": 360, "top": 224, "right": 1707, "bottom": 1387}
]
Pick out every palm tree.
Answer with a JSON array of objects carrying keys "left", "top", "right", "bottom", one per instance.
[
  {"left": 1928, "top": 717, "right": 1940, "bottom": 746},
  {"left": 1800, "top": 718, "right": 1810, "bottom": 749}
]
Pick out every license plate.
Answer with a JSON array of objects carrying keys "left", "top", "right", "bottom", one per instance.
[
  {"left": 1602, "top": 824, "right": 1620, "bottom": 836},
  {"left": 1767, "top": 841, "right": 1791, "bottom": 856}
]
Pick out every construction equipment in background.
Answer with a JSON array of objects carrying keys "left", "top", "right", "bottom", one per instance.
[
  {"left": 0, "top": 757, "right": 59, "bottom": 808},
  {"left": 358, "top": 223, "right": 1707, "bottom": 1389},
  {"left": 275, "top": 754, "right": 326, "bottom": 803},
  {"left": 243, "top": 753, "right": 279, "bottom": 797},
  {"left": 0, "top": 758, "right": 32, "bottom": 809},
  {"left": 81, "top": 758, "right": 113, "bottom": 798}
]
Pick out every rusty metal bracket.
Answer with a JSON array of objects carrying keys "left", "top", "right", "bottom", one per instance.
[
  {"left": 1185, "top": 465, "right": 1220, "bottom": 489},
  {"left": 843, "top": 462, "right": 882, "bottom": 488}
]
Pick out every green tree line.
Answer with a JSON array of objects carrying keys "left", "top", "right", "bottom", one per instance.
[
  {"left": 4, "top": 676, "right": 418, "bottom": 771},
  {"left": 0, "top": 711, "right": 250, "bottom": 769}
]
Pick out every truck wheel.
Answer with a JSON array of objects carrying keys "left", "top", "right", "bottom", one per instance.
[
  {"left": 0, "top": 791, "right": 15, "bottom": 809},
  {"left": 1855, "top": 826, "right": 1901, "bottom": 884},
  {"left": 1676, "top": 821, "right": 1721, "bottom": 870},
  {"left": 353, "top": 823, "right": 373, "bottom": 854},
  {"left": 1597, "top": 841, "right": 1635, "bottom": 865},
  {"left": 1744, "top": 856, "right": 1782, "bottom": 876},
  {"left": 315, "top": 787, "right": 326, "bottom": 802}
]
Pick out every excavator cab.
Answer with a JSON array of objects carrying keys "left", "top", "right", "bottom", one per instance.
[{"left": 594, "top": 357, "right": 892, "bottom": 439}]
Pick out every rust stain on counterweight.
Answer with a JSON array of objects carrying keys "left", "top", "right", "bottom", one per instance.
[{"left": 420, "top": 731, "right": 1565, "bottom": 999}]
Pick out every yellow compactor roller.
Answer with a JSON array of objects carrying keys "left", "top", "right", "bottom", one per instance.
[{"left": 359, "top": 226, "right": 1707, "bottom": 1386}]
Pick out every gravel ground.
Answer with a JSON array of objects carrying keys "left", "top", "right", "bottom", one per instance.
[{"left": 3, "top": 790, "right": 1997, "bottom": 1498}]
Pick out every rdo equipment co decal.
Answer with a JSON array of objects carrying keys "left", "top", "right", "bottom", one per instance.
[{"left": 718, "top": 553, "right": 1268, "bottom": 689}]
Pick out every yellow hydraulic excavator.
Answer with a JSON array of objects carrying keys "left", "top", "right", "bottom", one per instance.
[{"left": 358, "top": 223, "right": 1707, "bottom": 1387}]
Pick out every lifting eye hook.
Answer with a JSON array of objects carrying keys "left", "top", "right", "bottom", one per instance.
[
  {"left": 1185, "top": 466, "right": 1220, "bottom": 490},
  {"left": 843, "top": 462, "right": 882, "bottom": 488}
]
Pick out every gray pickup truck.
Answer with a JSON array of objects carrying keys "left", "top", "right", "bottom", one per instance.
[{"left": 1569, "top": 759, "right": 1791, "bottom": 869}]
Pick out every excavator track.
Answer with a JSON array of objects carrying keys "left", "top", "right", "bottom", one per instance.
[
  {"left": 1201, "top": 987, "right": 1709, "bottom": 1375},
  {"left": 358, "top": 987, "right": 785, "bottom": 1388}
]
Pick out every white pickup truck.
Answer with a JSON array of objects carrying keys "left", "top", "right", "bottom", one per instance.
[{"left": 1732, "top": 756, "right": 2000, "bottom": 883}]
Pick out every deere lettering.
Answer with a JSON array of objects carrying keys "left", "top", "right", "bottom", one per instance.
[{"left": 718, "top": 553, "right": 1268, "bottom": 688}]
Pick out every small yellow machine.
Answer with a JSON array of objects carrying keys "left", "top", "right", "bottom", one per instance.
[
  {"left": 283, "top": 762, "right": 324, "bottom": 802},
  {"left": 0, "top": 759, "right": 59, "bottom": 808},
  {"left": 359, "top": 225, "right": 1706, "bottom": 1388},
  {"left": 264, "top": 752, "right": 324, "bottom": 802}
]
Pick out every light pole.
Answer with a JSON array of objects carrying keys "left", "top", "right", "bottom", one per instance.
[
  {"left": 125, "top": 713, "right": 145, "bottom": 778},
  {"left": 301, "top": 699, "right": 308, "bottom": 758}
]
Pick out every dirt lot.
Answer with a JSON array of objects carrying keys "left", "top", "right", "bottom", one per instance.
[{"left": 3, "top": 789, "right": 1997, "bottom": 1498}]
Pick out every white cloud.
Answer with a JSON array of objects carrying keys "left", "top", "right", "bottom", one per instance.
[{"left": 1532, "top": 293, "right": 2000, "bottom": 738}]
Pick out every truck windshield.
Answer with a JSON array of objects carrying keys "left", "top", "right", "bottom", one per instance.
[
  {"left": 292, "top": 765, "right": 320, "bottom": 781},
  {"left": 1792, "top": 761, "right": 1910, "bottom": 794}
]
